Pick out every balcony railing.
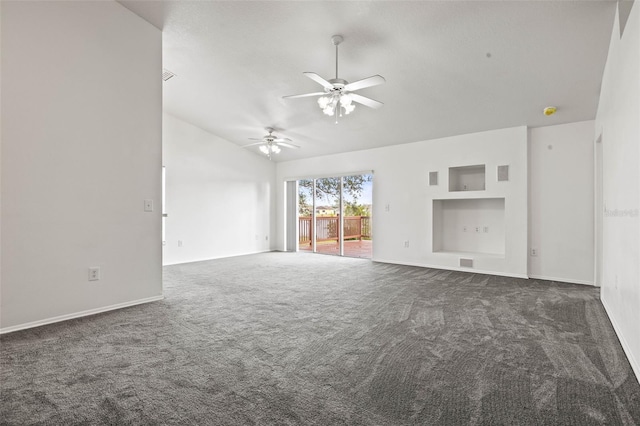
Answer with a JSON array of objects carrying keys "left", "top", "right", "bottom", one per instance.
[{"left": 299, "top": 216, "right": 371, "bottom": 245}]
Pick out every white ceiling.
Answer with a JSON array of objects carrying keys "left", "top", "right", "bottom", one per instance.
[{"left": 120, "top": 1, "right": 617, "bottom": 162}]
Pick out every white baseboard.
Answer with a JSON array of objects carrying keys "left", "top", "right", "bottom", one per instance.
[
  {"left": 601, "top": 297, "right": 640, "bottom": 384},
  {"left": 163, "top": 249, "right": 274, "bottom": 266},
  {"left": 528, "top": 274, "right": 595, "bottom": 286},
  {"left": 372, "top": 258, "right": 529, "bottom": 279},
  {"left": 0, "top": 295, "right": 165, "bottom": 335}
]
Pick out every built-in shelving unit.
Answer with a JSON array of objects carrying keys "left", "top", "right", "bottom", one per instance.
[
  {"left": 432, "top": 198, "right": 505, "bottom": 256},
  {"left": 448, "top": 164, "right": 486, "bottom": 192},
  {"left": 420, "top": 127, "right": 527, "bottom": 277}
]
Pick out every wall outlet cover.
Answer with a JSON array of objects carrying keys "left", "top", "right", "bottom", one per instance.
[{"left": 88, "top": 267, "right": 100, "bottom": 281}]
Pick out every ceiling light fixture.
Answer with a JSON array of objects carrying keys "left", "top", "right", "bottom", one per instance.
[
  {"left": 312, "top": 36, "right": 356, "bottom": 123},
  {"left": 283, "top": 35, "right": 385, "bottom": 124},
  {"left": 243, "top": 128, "right": 299, "bottom": 160},
  {"left": 543, "top": 106, "right": 557, "bottom": 116},
  {"left": 317, "top": 92, "right": 355, "bottom": 119},
  {"left": 259, "top": 142, "right": 281, "bottom": 156}
]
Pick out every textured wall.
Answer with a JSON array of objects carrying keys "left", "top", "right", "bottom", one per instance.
[
  {"left": 595, "top": 3, "right": 640, "bottom": 379},
  {"left": 528, "top": 121, "right": 595, "bottom": 285},
  {"left": 1, "top": 2, "right": 162, "bottom": 331},
  {"left": 162, "top": 114, "right": 276, "bottom": 265}
]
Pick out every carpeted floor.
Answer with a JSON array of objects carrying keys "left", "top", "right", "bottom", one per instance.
[{"left": 1, "top": 252, "right": 639, "bottom": 425}]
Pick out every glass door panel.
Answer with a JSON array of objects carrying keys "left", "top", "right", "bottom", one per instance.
[
  {"left": 298, "top": 179, "right": 314, "bottom": 252},
  {"left": 342, "top": 174, "right": 373, "bottom": 258},
  {"left": 314, "top": 177, "right": 341, "bottom": 256}
]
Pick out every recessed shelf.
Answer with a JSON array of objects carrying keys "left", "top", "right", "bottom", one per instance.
[
  {"left": 432, "top": 198, "right": 505, "bottom": 255},
  {"left": 449, "top": 164, "right": 485, "bottom": 192}
]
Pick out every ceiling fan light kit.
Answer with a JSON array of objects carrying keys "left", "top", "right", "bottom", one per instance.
[
  {"left": 243, "top": 127, "right": 299, "bottom": 159},
  {"left": 283, "top": 34, "right": 385, "bottom": 123}
]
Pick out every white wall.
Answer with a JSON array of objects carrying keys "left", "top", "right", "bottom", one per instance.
[
  {"left": 595, "top": 3, "right": 640, "bottom": 379},
  {"left": 1, "top": 2, "right": 162, "bottom": 332},
  {"left": 276, "top": 126, "right": 528, "bottom": 278},
  {"left": 0, "top": 1, "right": 4, "bottom": 318},
  {"left": 162, "top": 114, "right": 276, "bottom": 265},
  {"left": 529, "top": 121, "right": 595, "bottom": 285}
]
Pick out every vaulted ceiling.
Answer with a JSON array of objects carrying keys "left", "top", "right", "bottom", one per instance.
[{"left": 120, "top": 1, "right": 617, "bottom": 162}]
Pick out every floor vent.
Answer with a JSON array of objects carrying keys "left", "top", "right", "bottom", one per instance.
[{"left": 460, "top": 258, "right": 473, "bottom": 268}]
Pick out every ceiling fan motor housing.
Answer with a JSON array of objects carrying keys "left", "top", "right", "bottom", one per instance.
[{"left": 328, "top": 79, "right": 348, "bottom": 92}]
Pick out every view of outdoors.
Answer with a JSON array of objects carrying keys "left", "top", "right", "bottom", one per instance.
[{"left": 298, "top": 174, "right": 372, "bottom": 258}]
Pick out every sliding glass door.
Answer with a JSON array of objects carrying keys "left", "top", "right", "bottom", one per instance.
[{"left": 297, "top": 174, "right": 372, "bottom": 259}]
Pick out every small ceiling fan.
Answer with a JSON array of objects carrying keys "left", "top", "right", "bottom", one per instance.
[
  {"left": 243, "top": 128, "right": 299, "bottom": 159},
  {"left": 283, "top": 34, "right": 385, "bottom": 123}
]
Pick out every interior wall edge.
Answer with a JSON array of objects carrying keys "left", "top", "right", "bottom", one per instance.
[{"left": 601, "top": 296, "right": 640, "bottom": 383}]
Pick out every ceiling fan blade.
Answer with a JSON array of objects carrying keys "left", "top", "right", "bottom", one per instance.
[
  {"left": 303, "top": 72, "right": 334, "bottom": 90},
  {"left": 243, "top": 142, "right": 267, "bottom": 148},
  {"left": 282, "top": 92, "right": 325, "bottom": 99},
  {"left": 350, "top": 93, "right": 384, "bottom": 109},
  {"left": 276, "top": 142, "right": 300, "bottom": 149},
  {"left": 248, "top": 138, "right": 264, "bottom": 141},
  {"left": 273, "top": 137, "right": 292, "bottom": 143},
  {"left": 344, "top": 75, "right": 386, "bottom": 92}
]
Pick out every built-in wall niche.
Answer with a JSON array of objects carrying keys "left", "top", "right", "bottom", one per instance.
[
  {"left": 432, "top": 198, "right": 505, "bottom": 256},
  {"left": 449, "top": 164, "right": 485, "bottom": 191}
]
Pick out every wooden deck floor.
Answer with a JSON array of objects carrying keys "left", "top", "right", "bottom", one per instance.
[{"left": 299, "top": 239, "right": 372, "bottom": 259}]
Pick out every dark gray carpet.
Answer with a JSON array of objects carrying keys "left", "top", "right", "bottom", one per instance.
[{"left": 1, "top": 252, "right": 639, "bottom": 425}]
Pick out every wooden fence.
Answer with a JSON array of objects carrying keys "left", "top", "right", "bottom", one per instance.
[{"left": 299, "top": 216, "right": 370, "bottom": 245}]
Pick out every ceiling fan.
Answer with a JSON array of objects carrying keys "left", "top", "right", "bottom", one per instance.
[
  {"left": 243, "top": 128, "right": 299, "bottom": 159},
  {"left": 283, "top": 35, "right": 385, "bottom": 123}
]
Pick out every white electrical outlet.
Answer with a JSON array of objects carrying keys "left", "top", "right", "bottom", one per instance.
[
  {"left": 404, "top": 240, "right": 410, "bottom": 248},
  {"left": 88, "top": 267, "right": 100, "bottom": 281},
  {"left": 530, "top": 248, "right": 538, "bottom": 257},
  {"left": 483, "top": 226, "right": 489, "bottom": 233},
  {"left": 475, "top": 227, "right": 480, "bottom": 233}
]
